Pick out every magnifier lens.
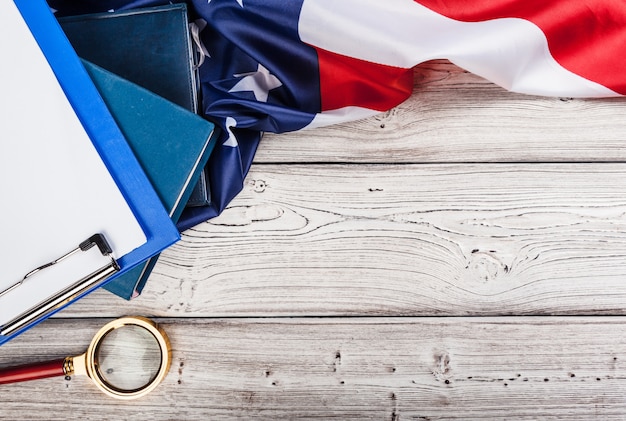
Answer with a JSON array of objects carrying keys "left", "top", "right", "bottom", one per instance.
[{"left": 95, "top": 325, "right": 163, "bottom": 392}]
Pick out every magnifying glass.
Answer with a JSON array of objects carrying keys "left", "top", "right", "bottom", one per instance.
[{"left": 0, "top": 316, "right": 171, "bottom": 399}]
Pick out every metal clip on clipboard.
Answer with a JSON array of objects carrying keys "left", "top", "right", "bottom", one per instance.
[{"left": 0, "top": 234, "right": 120, "bottom": 336}]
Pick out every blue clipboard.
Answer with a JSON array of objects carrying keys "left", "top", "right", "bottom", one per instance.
[{"left": 0, "top": 0, "right": 180, "bottom": 345}]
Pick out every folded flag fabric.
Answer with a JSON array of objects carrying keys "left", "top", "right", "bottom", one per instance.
[{"left": 49, "top": 0, "right": 626, "bottom": 227}]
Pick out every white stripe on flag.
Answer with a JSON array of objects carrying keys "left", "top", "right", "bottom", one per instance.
[
  {"left": 299, "top": 0, "right": 618, "bottom": 97},
  {"left": 304, "top": 106, "right": 380, "bottom": 130}
]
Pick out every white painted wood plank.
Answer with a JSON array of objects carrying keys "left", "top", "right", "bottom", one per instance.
[
  {"left": 256, "top": 61, "right": 626, "bottom": 163},
  {"left": 1, "top": 317, "right": 626, "bottom": 420},
  {"left": 6, "top": 42, "right": 626, "bottom": 421},
  {"left": 63, "top": 163, "right": 626, "bottom": 317}
]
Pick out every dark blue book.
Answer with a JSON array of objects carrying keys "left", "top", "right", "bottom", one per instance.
[{"left": 58, "top": 4, "right": 197, "bottom": 111}]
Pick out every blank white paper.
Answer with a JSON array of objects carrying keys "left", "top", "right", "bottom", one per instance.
[{"left": 0, "top": 3, "right": 147, "bottom": 325}]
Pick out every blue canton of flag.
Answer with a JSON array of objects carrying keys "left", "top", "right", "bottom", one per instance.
[
  {"left": 180, "top": 0, "right": 322, "bottom": 229},
  {"left": 190, "top": 0, "right": 322, "bottom": 132}
]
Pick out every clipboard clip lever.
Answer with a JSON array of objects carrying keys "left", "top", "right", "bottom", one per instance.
[
  {"left": 0, "top": 233, "right": 120, "bottom": 337},
  {"left": 0, "top": 233, "right": 118, "bottom": 299}
]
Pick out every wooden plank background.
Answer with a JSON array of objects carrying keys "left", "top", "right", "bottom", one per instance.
[{"left": 2, "top": 61, "right": 626, "bottom": 419}]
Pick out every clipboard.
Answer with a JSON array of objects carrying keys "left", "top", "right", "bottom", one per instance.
[{"left": 0, "top": 0, "right": 180, "bottom": 345}]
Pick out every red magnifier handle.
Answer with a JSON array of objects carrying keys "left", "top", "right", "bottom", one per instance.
[{"left": 0, "top": 358, "right": 67, "bottom": 385}]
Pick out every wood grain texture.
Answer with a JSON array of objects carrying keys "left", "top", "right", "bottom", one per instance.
[
  {"left": 63, "top": 163, "right": 626, "bottom": 318},
  {"left": 8, "top": 57, "right": 626, "bottom": 420},
  {"left": 1, "top": 317, "right": 626, "bottom": 420},
  {"left": 256, "top": 61, "right": 626, "bottom": 163}
]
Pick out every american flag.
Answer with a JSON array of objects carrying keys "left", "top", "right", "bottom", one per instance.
[{"left": 49, "top": 0, "right": 626, "bottom": 228}]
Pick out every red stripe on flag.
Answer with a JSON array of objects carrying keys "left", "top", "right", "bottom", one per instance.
[
  {"left": 415, "top": 0, "right": 626, "bottom": 95},
  {"left": 314, "top": 46, "right": 414, "bottom": 112}
]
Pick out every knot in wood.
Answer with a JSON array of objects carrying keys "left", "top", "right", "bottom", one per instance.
[
  {"left": 467, "top": 250, "right": 507, "bottom": 282},
  {"left": 251, "top": 179, "right": 267, "bottom": 193},
  {"left": 432, "top": 351, "right": 452, "bottom": 383}
]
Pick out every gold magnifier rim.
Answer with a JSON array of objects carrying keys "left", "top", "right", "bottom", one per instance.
[{"left": 84, "top": 316, "right": 171, "bottom": 400}]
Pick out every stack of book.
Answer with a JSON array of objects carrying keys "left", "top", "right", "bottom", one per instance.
[
  {"left": 0, "top": 0, "right": 219, "bottom": 344},
  {"left": 58, "top": 4, "right": 219, "bottom": 300}
]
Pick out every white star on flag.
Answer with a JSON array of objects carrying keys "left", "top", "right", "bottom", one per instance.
[
  {"left": 229, "top": 63, "right": 282, "bottom": 102},
  {"left": 222, "top": 116, "right": 239, "bottom": 147}
]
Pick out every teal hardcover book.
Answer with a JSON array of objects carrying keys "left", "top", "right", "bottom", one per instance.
[{"left": 83, "top": 60, "right": 217, "bottom": 299}]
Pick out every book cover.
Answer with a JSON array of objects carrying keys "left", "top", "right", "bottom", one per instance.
[
  {"left": 58, "top": 4, "right": 197, "bottom": 112},
  {"left": 83, "top": 60, "right": 217, "bottom": 300}
]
